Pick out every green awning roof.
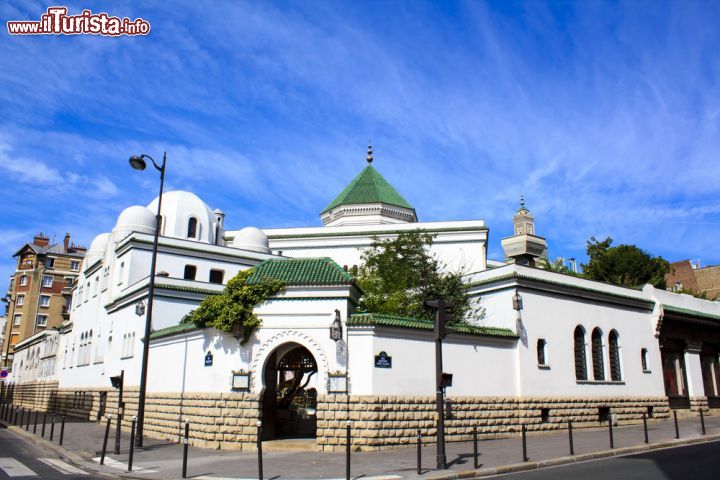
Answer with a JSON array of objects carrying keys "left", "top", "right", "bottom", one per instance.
[
  {"left": 322, "top": 165, "right": 414, "bottom": 213},
  {"left": 348, "top": 313, "right": 517, "bottom": 338},
  {"left": 247, "top": 257, "right": 354, "bottom": 286}
]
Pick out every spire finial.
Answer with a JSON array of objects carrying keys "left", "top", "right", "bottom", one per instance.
[
  {"left": 520, "top": 194, "right": 525, "bottom": 208},
  {"left": 366, "top": 143, "right": 373, "bottom": 164}
]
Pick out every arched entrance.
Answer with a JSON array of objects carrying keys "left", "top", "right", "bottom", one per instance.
[{"left": 261, "top": 343, "right": 318, "bottom": 439}]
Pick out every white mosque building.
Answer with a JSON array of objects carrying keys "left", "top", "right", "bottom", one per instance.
[{"left": 5, "top": 148, "right": 720, "bottom": 451}]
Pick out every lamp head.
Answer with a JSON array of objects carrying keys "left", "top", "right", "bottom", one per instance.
[{"left": 129, "top": 155, "right": 147, "bottom": 171}]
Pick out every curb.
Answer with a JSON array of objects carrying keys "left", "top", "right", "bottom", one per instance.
[{"left": 421, "top": 433, "right": 720, "bottom": 479}]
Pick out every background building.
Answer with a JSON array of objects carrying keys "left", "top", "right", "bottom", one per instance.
[
  {"left": 666, "top": 260, "right": 720, "bottom": 300},
  {"left": 1, "top": 233, "right": 85, "bottom": 368}
]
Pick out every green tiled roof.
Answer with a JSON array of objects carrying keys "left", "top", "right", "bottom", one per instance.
[
  {"left": 348, "top": 313, "right": 517, "bottom": 338},
  {"left": 149, "top": 322, "right": 200, "bottom": 340},
  {"left": 247, "top": 257, "right": 354, "bottom": 286},
  {"left": 322, "top": 165, "right": 414, "bottom": 213},
  {"left": 663, "top": 304, "right": 720, "bottom": 322}
]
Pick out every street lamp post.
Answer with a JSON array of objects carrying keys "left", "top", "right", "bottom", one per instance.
[
  {"left": 128, "top": 152, "right": 166, "bottom": 447},
  {"left": 424, "top": 299, "right": 453, "bottom": 470}
]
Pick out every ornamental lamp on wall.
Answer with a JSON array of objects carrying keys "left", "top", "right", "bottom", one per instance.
[
  {"left": 512, "top": 290, "right": 523, "bottom": 311},
  {"left": 232, "top": 321, "right": 245, "bottom": 341},
  {"left": 135, "top": 300, "right": 146, "bottom": 317},
  {"left": 330, "top": 309, "right": 343, "bottom": 342}
]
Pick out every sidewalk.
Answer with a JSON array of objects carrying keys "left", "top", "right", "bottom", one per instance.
[{"left": 2, "top": 408, "right": 720, "bottom": 479}]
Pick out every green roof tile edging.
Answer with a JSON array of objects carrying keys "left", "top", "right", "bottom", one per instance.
[
  {"left": 663, "top": 304, "right": 720, "bottom": 322},
  {"left": 348, "top": 312, "right": 517, "bottom": 338}
]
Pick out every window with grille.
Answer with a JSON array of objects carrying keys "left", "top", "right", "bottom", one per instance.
[
  {"left": 574, "top": 326, "right": 587, "bottom": 381},
  {"left": 609, "top": 330, "right": 621, "bottom": 381},
  {"left": 592, "top": 328, "right": 604, "bottom": 381}
]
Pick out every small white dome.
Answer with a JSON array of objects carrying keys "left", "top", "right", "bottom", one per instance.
[
  {"left": 232, "top": 227, "right": 270, "bottom": 253},
  {"left": 88, "top": 232, "right": 111, "bottom": 254},
  {"left": 115, "top": 206, "right": 156, "bottom": 233},
  {"left": 83, "top": 232, "right": 111, "bottom": 268}
]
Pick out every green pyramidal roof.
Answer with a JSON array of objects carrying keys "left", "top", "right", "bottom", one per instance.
[
  {"left": 322, "top": 165, "right": 414, "bottom": 213},
  {"left": 247, "top": 257, "right": 354, "bottom": 286}
]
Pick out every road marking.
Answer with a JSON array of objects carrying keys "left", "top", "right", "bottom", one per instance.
[
  {"left": 91, "top": 456, "right": 158, "bottom": 473},
  {"left": 195, "top": 476, "right": 402, "bottom": 480},
  {"left": 38, "top": 458, "right": 88, "bottom": 475},
  {"left": 0, "top": 457, "right": 37, "bottom": 477}
]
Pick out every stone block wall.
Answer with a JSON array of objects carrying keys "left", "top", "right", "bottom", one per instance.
[
  {"left": 0, "top": 382, "right": 260, "bottom": 450},
  {"left": 315, "top": 395, "right": 672, "bottom": 451}
]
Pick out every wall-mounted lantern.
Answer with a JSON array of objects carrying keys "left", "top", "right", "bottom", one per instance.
[
  {"left": 232, "top": 321, "right": 245, "bottom": 341},
  {"left": 231, "top": 370, "right": 250, "bottom": 391},
  {"left": 512, "top": 290, "right": 523, "bottom": 311},
  {"left": 328, "top": 372, "right": 348, "bottom": 393},
  {"left": 330, "top": 309, "right": 343, "bottom": 342},
  {"left": 135, "top": 300, "right": 146, "bottom": 317}
]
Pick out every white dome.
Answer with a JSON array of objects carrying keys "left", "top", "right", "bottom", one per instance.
[
  {"left": 232, "top": 227, "right": 270, "bottom": 253},
  {"left": 83, "top": 232, "right": 111, "bottom": 268},
  {"left": 113, "top": 205, "right": 156, "bottom": 242},
  {"left": 88, "top": 232, "right": 111, "bottom": 254},
  {"left": 147, "top": 190, "right": 217, "bottom": 244}
]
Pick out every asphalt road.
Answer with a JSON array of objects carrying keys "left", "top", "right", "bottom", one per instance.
[
  {"left": 494, "top": 440, "right": 720, "bottom": 480},
  {"left": 0, "top": 425, "right": 111, "bottom": 479}
]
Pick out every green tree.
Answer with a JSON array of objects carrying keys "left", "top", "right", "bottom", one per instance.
[
  {"left": 182, "top": 269, "right": 284, "bottom": 344},
  {"left": 581, "top": 236, "right": 670, "bottom": 289},
  {"left": 354, "top": 231, "right": 470, "bottom": 322}
]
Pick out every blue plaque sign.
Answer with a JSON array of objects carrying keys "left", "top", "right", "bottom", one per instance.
[
  {"left": 374, "top": 351, "right": 392, "bottom": 369},
  {"left": 204, "top": 351, "right": 213, "bottom": 367}
]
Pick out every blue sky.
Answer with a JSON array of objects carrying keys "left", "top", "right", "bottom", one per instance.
[{"left": 1, "top": 0, "right": 719, "bottom": 285}]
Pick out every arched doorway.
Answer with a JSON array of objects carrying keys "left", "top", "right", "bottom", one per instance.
[{"left": 261, "top": 343, "right": 318, "bottom": 439}]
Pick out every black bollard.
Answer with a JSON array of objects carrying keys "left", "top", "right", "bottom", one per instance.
[
  {"left": 521, "top": 424, "right": 528, "bottom": 462},
  {"left": 700, "top": 410, "right": 706, "bottom": 435},
  {"left": 33, "top": 411, "right": 38, "bottom": 434},
  {"left": 642, "top": 413, "right": 649, "bottom": 444},
  {"left": 346, "top": 420, "right": 351, "bottom": 480},
  {"left": 25, "top": 410, "right": 31, "bottom": 431},
  {"left": 568, "top": 421, "right": 574, "bottom": 455},
  {"left": 256, "top": 420, "right": 262, "bottom": 480},
  {"left": 673, "top": 410, "right": 679, "bottom": 439},
  {"left": 416, "top": 429, "right": 422, "bottom": 475},
  {"left": 128, "top": 417, "right": 137, "bottom": 472},
  {"left": 1, "top": 402, "right": 5, "bottom": 420},
  {"left": 100, "top": 416, "right": 111, "bottom": 465},
  {"left": 41, "top": 412, "right": 47, "bottom": 437},
  {"left": 19, "top": 407, "right": 24, "bottom": 427},
  {"left": 59, "top": 416, "right": 66, "bottom": 445},
  {"left": 182, "top": 418, "right": 190, "bottom": 478},
  {"left": 14, "top": 406, "right": 19, "bottom": 425},
  {"left": 473, "top": 426, "right": 479, "bottom": 469},
  {"left": 608, "top": 416, "right": 614, "bottom": 449},
  {"left": 50, "top": 414, "right": 56, "bottom": 441}
]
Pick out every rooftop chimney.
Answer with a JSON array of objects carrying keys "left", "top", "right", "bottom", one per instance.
[
  {"left": 33, "top": 232, "right": 50, "bottom": 247},
  {"left": 63, "top": 233, "right": 71, "bottom": 253}
]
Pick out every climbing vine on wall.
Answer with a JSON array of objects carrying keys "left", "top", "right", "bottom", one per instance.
[{"left": 181, "top": 269, "right": 285, "bottom": 344}]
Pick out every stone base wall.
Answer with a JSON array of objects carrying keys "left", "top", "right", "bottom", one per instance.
[
  {"left": 316, "top": 395, "right": 672, "bottom": 451},
  {"left": 0, "top": 382, "right": 260, "bottom": 450},
  {"left": 0, "top": 384, "right": 683, "bottom": 452}
]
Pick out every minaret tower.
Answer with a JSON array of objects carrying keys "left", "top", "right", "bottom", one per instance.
[{"left": 501, "top": 195, "right": 548, "bottom": 266}]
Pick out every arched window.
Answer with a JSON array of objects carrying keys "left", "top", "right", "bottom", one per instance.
[
  {"left": 641, "top": 348, "right": 649, "bottom": 372},
  {"left": 537, "top": 339, "right": 547, "bottom": 366},
  {"left": 574, "top": 326, "right": 587, "bottom": 381},
  {"left": 187, "top": 217, "right": 198, "bottom": 239},
  {"left": 609, "top": 330, "right": 621, "bottom": 381},
  {"left": 592, "top": 328, "right": 604, "bottom": 381}
]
